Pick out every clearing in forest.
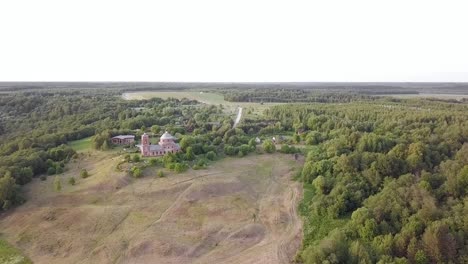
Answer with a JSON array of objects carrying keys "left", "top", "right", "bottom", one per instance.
[{"left": 0, "top": 152, "right": 303, "bottom": 264}]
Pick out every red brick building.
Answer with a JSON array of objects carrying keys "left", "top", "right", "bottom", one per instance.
[
  {"left": 139, "top": 131, "right": 181, "bottom": 157},
  {"left": 111, "top": 135, "right": 135, "bottom": 145}
]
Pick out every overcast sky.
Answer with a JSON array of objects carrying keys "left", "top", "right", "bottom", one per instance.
[{"left": 0, "top": 0, "right": 467, "bottom": 82}]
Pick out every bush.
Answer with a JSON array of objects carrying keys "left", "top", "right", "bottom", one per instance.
[
  {"left": 53, "top": 176, "right": 61, "bottom": 191},
  {"left": 157, "top": 170, "right": 164, "bottom": 177},
  {"left": 279, "top": 145, "right": 300, "bottom": 154},
  {"left": 131, "top": 166, "right": 143, "bottom": 178},
  {"left": 80, "top": 169, "right": 89, "bottom": 178},
  {"left": 262, "top": 140, "right": 276, "bottom": 153},
  {"left": 56, "top": 166, "right": 64, "bottom": 174},
  {"left": 174, "top": 163, "right": 188, "bottom": 173},
  {"left": 132, "top": 154, "right": 141, "bottom": 163},
  {"left": 68, "top": 177, "right": 76, "bottom": 185},
  {"left": 206, "top": 151, "right": 217, "bottom": 161},
  {"left": 149, "top": 158, "right": 159, "bottom": 166},
  {"left": 47, "top": 167, "right": 56, "bottom": 175},
  {"left": 40, "top": 175, "right": 47, "bottom": 181}
]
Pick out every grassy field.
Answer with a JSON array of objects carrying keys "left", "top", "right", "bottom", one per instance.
[
  {"left": 0, "top": 152, "right": 303, "bottom": 264},
  {"left": 122, "top": 91, "right": 282, "bottom": 116},
  {"left": 68, "top": 136, "right": 93, "bottom": 152},
  {"left": 0, "top": 239, "right": 32, "bottom": 264}
]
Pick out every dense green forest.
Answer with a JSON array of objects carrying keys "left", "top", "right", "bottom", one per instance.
[
  {"left": 1, "top": 87, "right": 468, "bottom": 263},
  {"left": 265, "top": 100, "right": 468, "bottom": 263}
]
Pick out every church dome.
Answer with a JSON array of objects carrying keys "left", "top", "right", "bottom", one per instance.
[{"left": 160, "top": 131, "right": 174, "bottom": 140}]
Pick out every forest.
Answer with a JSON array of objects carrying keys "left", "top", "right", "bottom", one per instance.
[
  {"left": 265, "top": 100, "right": 468, "bottom": 263},
  {"left": 1, "top": 86, "right": 468, "bottom": 263}
]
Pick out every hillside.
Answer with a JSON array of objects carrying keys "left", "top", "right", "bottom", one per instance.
[{"left": 0, "top": 152, "right": 302, "bottom": 264}]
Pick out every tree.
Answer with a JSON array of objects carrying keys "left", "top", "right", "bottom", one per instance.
[
  {"left": 0, "top": 174, "right": 16, "bottom": 210},
  {"left": 312, "top": 176, "right": 327, "bottom": 195},
  {"left": 54, "top": 176, "right": 62, "bottom": 191},
  {"left": 248, "top": 138, "right": 256, "bottom": 148},
  {"left": 186, "top": 147, "right": 195, "bottom": 161},
  {"left": 262, "top": 140, "right": 276, "bottom": 153},
  {"left": 151, "top": 125, "right": 160, "bottom": 134},
  {"left": 422, "top": 221, "right": 457, "bottom": 263}
]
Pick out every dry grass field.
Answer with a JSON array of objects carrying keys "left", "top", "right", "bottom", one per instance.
[{"left": 0, "top": 151, "right": 303, "bottom": 264}]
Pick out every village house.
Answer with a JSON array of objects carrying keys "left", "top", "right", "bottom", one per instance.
[
  {"left": 138, "top": 131, "right": 181, "bottom": 157},
  {"left": 111, "top": 135, "right": 135, "bottom": 145}
]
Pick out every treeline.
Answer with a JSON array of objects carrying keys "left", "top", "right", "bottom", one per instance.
[
  {"left": 266, "top": 100, "right": 468, "bottom": 263},
  {"left": 221, "top": 89, "right": 386, "bottom": 103}
]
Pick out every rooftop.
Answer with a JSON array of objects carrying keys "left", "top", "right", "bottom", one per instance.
[{"left": 112, "top": 135, "right": 135, "bottom": 139}]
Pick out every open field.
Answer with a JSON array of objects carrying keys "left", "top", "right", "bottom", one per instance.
[
  {"left": 122, "top": 91, "right": 282, "bottom": 115},
  {"left": 0, "top": 152, "right": 303, "bottom": 264},
  {"left": 68, "top": 137, "right": 93, "bottom": 153}
]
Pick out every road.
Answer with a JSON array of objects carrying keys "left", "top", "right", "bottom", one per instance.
[{"left": 233, "top": 107, "right": 242, "bottom": 128}]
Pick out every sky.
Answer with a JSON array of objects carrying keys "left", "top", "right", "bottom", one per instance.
[{"left": 0, "top": 0, "right": 467, "bottom": 82}]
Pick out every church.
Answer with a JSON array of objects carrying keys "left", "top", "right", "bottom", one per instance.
[{"left": 138, "top": 131, "right": 181, "bottom": 157}]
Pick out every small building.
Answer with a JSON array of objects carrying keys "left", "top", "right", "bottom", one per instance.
[
  {"left": 138, "top": 131, "right": 181, "bottom": 157},
  {"left": 111, "top": 135, "right": 135, "bottom": 145}
]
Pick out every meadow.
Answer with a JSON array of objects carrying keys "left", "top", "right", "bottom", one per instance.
[{"left": 0, "top": 152, "right": 302, "bottom": 264}]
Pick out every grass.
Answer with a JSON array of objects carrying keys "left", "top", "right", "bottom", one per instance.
[
  {"left": 68, "top": 136, "right": 93, "bottom": 152},
  {"left": 122, "top": 91, "right": 283, "bottom": 116},
  {"left": 0, "top": 153, "right": 301, "bottom": 263},
  {"left": 0, "top": 239, "right": 32, "bottom": 264}
]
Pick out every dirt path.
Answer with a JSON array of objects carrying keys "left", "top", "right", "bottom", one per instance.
[{"left": 233, "top": 107, "right": 242, "bottom": 128}]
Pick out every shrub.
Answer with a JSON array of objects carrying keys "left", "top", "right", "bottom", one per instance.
[
  {"left": 149, "top": 158, "right": 159, "bottom": 166},
  {"left": 262, "top": 140, "right": 276, "bottom": 153},
  {"left": 53, "top": 176, "right": 61, "bottom": 191},
  {"left": 174, "top": 163, "right": 188, "bottom": 173},
  {"left": 157, "top": 170, "right": 164, "bottom": 177},
  {"left": 132, "top": 154, "right": 141, "bottom": 163},
  {"left": 206, "top": 151, "right": 217, "bottom": 161},
  {"left": 80, "top": 169, "right": 89, "bottom": 178},
  {"left": 68, "top": 177, "right": 76, "bottom": 185},
  {"left": 56, "top": 166, "right": 64, "bottom": 174},
  {"left": 131, "top": 166, "right": 142, "bottom": 178},
  {"left": 47, "top": 167, "right": 56, "bottom": 175}
]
